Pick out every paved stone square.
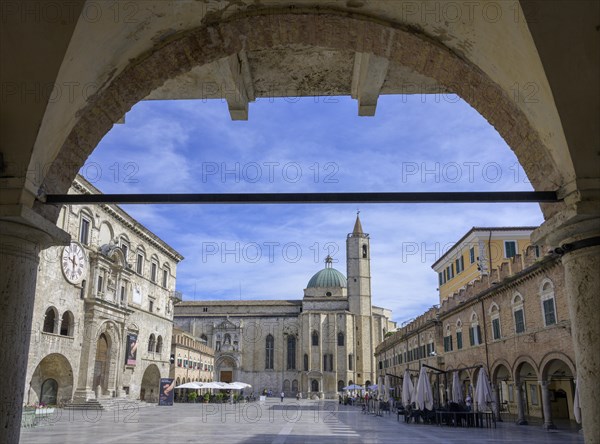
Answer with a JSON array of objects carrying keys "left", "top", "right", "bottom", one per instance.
[{"left": 20, "top": 399, "right": 584, "bottom": 444}]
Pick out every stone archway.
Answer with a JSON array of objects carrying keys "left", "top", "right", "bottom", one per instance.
[
  {"left": 35, "top": 11, "right": 564, "bottom": 223},
  {"left": 215, "top": 355, "right": 238, "bottom": 383},
  {"left": 28, "top": 354, "right": 74, "bottom": 406},
  {"left": 540, "top": 357, "right": 576, "bottom": 423},
  {"left": 140, "top": 364, "right": 161, "bottom": 403},
  {"left": 1, "top": 4, "right": 598, "bottom": 444},
  {"left": 92, "top": 333, "right": 110, "bottom": 395}
]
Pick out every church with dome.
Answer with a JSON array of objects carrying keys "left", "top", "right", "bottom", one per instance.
[{"left": 173, "top": 216, "right": 396, "bottom": 398}]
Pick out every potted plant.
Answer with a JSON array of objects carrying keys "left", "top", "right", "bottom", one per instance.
[
  {"left": 187, "top": 392, "right": 198, "bottom": 403},
  {"left": 203, "top": 393, "right": 210, "bottom": 403}
]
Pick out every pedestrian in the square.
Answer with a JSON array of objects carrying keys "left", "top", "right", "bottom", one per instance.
[{"left": 280, "top": 391, "right": 285, "bottom": 402}]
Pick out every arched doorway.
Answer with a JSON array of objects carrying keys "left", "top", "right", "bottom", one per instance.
[
  {"left": 40, "top": 379, "right": 58, "bottom": 405},
  {"left": 311, "top": 380, "right": 319, "bottom": 393},
  {"left": 492, "top": 362, "right": 512, "bottom": 419},
  {"left": 140, "top": 364, "right": 161, "bottom": 403},
  {"left": 216, "top": 356, "right": 237, "bottom": 383},
  {"left": 541, "top": 357, "right": 576, "bottom": 421},
  {"left": 28, "top": 354, "right": 74, "bottom": 406},
  {"left": 515, "top": 360, "right": 540, "bottom": 420},
  {"left": 93, "top": 333, "right": 109, "bottom": 395}
]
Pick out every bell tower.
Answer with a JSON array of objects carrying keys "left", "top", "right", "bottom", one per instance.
[
  {"left": 346, "top": 212, "right": 374, "bottom": 385},
  {"left": 347, "top": 212, "right": 372, "bottom": 316}
]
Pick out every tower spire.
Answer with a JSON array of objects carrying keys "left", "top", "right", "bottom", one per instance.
[{"left": 353, "top": 211, "right": 364, "bottom": 235}]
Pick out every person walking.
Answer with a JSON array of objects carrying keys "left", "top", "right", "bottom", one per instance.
[{"left": 280, "top": 391, "right": 285, "bottom": 402}]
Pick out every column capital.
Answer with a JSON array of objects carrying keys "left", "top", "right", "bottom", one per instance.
[
  {"left": 0, "top": 204, "right": 69, "bottom": 248},
  {"left": 533, "top": 186, "right": 600, "bottom": 247}
]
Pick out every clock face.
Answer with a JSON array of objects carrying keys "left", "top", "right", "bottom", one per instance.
[{"left": 61, "top": 242, "right": 87, "bottom": 284}]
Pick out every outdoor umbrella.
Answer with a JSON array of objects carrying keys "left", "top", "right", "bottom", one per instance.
[
  {"left": 175, "top": 382, "right": 204, "bottom": 389},
  {"left": 402, "top": 369, "right": 414, "bottom": 407},
  {"left": 452, "top": 371, "right": 463, "bottom": 404},
  {"left": 415, "top": 367, "right": 434, "bottom": 410},
  {"left": 573, "top": 377, "right": 581, "bottom": 424},
  {"left": 342, "top": 384, "right": 363, "bottom": 390},
  {"left": 474, "top": 367, "right": 495, "bottom": 412},
  {"left": 230, "top": 382, "right": 252, "bottom": 389},
  {"left": 203, "top": 381, "right": 231, "bottom": 389}
]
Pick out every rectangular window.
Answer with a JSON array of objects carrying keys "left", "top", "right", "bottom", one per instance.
[
  {"left": 508, "top": 384, "right": 514, "bottom": 402},
  {"left": 514, "top": 309, "right": 525, "bottom": 333},
  {"left": 476, "top": 325, "right": 482, "bottom": 345},
  {"left": 456, "top": 331, "right": 463, "bottom": 350},
  {"left": 492, "top": 318, "right": 501, "bottom": 340},
  {"left": 149, "top": 299, "right": 154, "bottom": 312},
  {"left": 162, "top": 269, "right": 168, "bottom": 288},
  {"left": 543, "top": 299, "right": 557, "bottom": 325},
  {"left": 97, "top": 275, "right": 103, "bottom": 293},
  {"left": 348, "top": 354, "right": 353, "bottom": 371},
  {"left": 469, "top": 247, "right": 475, "bottom": 264},
  {"left": 444, "top": 336, "right": 453, "bottom": 352},
  {"left": 151, "top": 262, "right": 157, "bottom": 282},
  {"left": 438, "top": 272, "right": 443, "bottom": 286},
  {"left": 80, "top": 217, "right": 90, "bottom": 245},
  {"left": 120, "top": 285, "right": 126, "bottom": 304},
  {"left": 136, "top": 253, "right": 143, "bottom": 274},
  {"left": 455, "top": 256, "right": 464, "bottom": 274},
  {"left": 450, "top": 263, "right": 454, "bottom": 278},
  {"left": 505, "top": 241, "right": 517, "bottom": 258}
]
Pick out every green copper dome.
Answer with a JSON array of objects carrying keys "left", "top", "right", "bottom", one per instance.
[{"left": 307, "top": 267, "right": 347, "bottom": 288}]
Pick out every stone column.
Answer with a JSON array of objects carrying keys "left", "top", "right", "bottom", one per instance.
[
  {"left": 0, "top": 208, "right": 69, "bottom": 444},
  {"left": 534, "top": 206, "right": 600, "bottom": 444},
  {"left": 539, "top": 380, "right": 556, "bottom": 429},
  {"left": 493, "top": 383, "right": 502, "bottom": 422},
  {"left": 561, "top": 244, "right": 600, "bottom": 443},
  {"left": 514, "top": 382, "right": 528, "bottom": 425}
]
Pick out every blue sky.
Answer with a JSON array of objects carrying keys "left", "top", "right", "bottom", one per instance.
[{"left": 84, "top": 94, "right": 543, "bottom": 325}]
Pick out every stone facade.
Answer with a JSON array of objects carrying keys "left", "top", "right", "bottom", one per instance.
[
  {"left": 24, "top": 175, "right": 183, "bottom": 406},
  {"left": 376, "top": 235, "right": 577, "bottom": 428},
  {"left": 174, "top": 216, "right": 396, "bottom": 399},
  {"left": 170, "top": 327, "right": 215, "bottom": 399}
]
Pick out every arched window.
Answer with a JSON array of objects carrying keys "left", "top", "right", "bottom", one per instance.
[
  {"left": 512, "top": 293, "right": 526, "bottom": 334},
  {"left": 283, "top": 379, "right": 291, "bottom": 393},
  {"left": 292, "top": 379, "right": 298, "bottom": 393},
  {"left": 312, "top": 330, "right": 319, "bottom": 346},
  {"left": 469, "top": 313, "right": 482, "bottom": 346},
  {"left": 338, "top": 380, "right": 345, "bottom": 391},
  {"left": 541, "top": 280, "right": 557, "bottom": 326},
  {"left": 337, "top": 332, "right": 345, "bottom": 346},
  {"left": 287, "top": 335, "right": 296, "bottom": 370},
  {"left": 362, "top": 244, "right": 368, "bottom": 258},
  {"left": 303, "top": 353, "right": 309, "bottom": 371},
  {"left": 156, "top": 336, "right": 163, "bottom": 353},
  {"left": 200, "top": 334, "right": 208, "bottom": 342},
  {"left": 60, "top": 311, "right": 73, "bottom": 336},
  {"left": 455, "top": 319, "right": 463, "bottom": 350},
  {"left": 43, "top": 307, "right": 57, "bottom": 333},
  {"left": 265, "top": 334, "right": 274, "bottom": 369},
  {"left": 444, "top": 325, "right": 453, "bottom": 352},
  {"left": 489, "top": 303, "right": 501, "bottom": 340},
  {"left": 148, "top": 334, "right": 156, "bottom": 352}
]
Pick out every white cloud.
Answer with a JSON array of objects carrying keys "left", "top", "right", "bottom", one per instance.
[{"left": 88, "top": 96, "right": 545, "bottom": 324}]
